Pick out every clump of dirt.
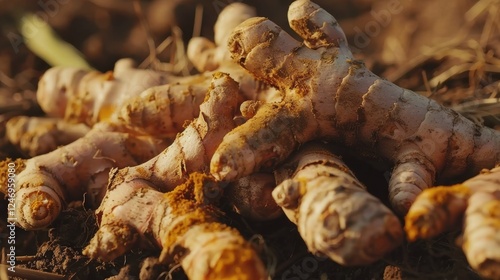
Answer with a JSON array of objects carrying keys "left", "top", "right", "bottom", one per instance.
[
  {"left": 10, "top": 205, "right": 160, "bottom": 280},
  {"left": 19, "top": 207, "right": 114, "bottom": 279}
]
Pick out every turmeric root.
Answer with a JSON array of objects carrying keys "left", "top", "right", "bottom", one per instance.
[
  {"left": 113, "top": 81, "right": 210, "bottom": 138},
  {"left": 225, "top": 173, "right": 282, "bottom": 221},
  {"left": 112, "top": 62, "right": 282, "bottom": 138},
  {"left": 38, "top": 3, "right": 275, "bottom": 130},
  {"left": 273, "top": 142, "right": 403, "bottom": 265},
  {"left": 83, "top": 173, "right": 268, "bottom": 280},
  {"left": 107, "top": 72, "right": 238, "bottom": 194},
  {"left": 210, "top": 0, "right": 500, "bottom": 214},
  {"left": 186, "top": 2, "right": 281, "bottom": 103},
  {"left": 9, "top": 71, "right": 254, "bottom": 230},
  {"left": 111, "top": 74, "right": 280, "bottom": 223},
  {"left": 37, "top": 58, "right": 175, "bottom": 125},
  {"left": 2, "top": 122, "right": 167, "bottom": 230},
  {"left": 405, "top": 166, "right": 500, "bottom": 279},
  {"left": 187, "top": 3, "right": 256, "bottom": 72},
  {"left": 6, "top": 116, "right": 90, "bottom": 156},
  {"left": 39, "top": 60, "right": 277, "bottom": 139}
]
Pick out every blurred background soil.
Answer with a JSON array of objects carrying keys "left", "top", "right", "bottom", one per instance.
[{"left": 1, "top": 0, "right": 499, "bottom": 279}]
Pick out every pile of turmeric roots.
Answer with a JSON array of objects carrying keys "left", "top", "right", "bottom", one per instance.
[{"left": 2, "top": 1, "right": 499, "bottom": 279}]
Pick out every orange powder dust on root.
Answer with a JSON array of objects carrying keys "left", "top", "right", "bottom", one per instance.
[{"left": 0, "top": 158, "right": 26, "bottom": 195}]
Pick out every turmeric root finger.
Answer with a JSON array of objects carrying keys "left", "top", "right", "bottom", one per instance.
[
  {"left": 404, "top": 185, "right": 470, "bottom": 241},
  {"left": 187, "top": 3, "right": 256, "bottom": 72},
  {"left": 36, "top": 66, "right": 88, "bottom": 118},
  {"left": 188, "top": 37, "right": 219, "bottom": 72},
  {"left": 113, "top": 63, "right": 281, "bottom": 138},
  {"left": 288, "top": 0, "right": 348, "bottom": 48},
  {"left": 4, "top": 123, "right": 167, "bottom": 230},
  {"left": 6, "top": 116, "right": 91, "bottom": 156},
  {"left": 225, "top": 173, "right": 282, "bottom": 221},
  {"left": 406, "top": 166, "right": 500, "bottom": 279},
  {"left": 388, "top": 146, "right": 437, "bottom": 214},
  {"left": 83, "top": 175, "right": 161, "bottom": 261},
  {"left": 84, "top": 173, "right": 268, "bottom": 280},
  {"left": 273, "top": 142, "right": 403, "bottom": 266},
  {"left": 114, "top": 82, "right": 209, "bottom": 138},
  {"left": 158, "top": 174, "right": 267, "bottom": 280},
  {"left": 211, "top": 0, "right": 500, "bottom": 216},
  {"left": 165, "top": 223, "right": 268, "bottom": 280},
  {"left": 211, "top": 101, "right": 313, "bottom": 181},
  {"left": 37, "top": 58, "right": 175, "bottom": 125},
  {"left": 462, "top": 189, "right": 500, "bottom": 279},
  {"left": 108, "top": 72, "right": 239, "bottom": 193},
  {"left": 461, "top": 167, "right": 500, "bottom": 279},
  {"left": 227, "top": 17, "right": 322, "bottom": 91}
]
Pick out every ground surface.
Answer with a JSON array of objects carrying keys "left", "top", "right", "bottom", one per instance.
[{"left": 1, "top": 0, "right": 499, "bottom": 279}]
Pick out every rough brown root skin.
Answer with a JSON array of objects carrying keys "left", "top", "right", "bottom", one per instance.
[
  {"left": 108, "top": 73, "right": 239, "bottom": 193},
  {"left": 114, "top": 82, "right": 209, "bottom": 138},
  {"left": 37, "top": 58, "right": 174, "bottom": 125},
  {"left": 210, "top": 0, "right": 500, "bottom": 218},
  {"left": 406, "top": 165, "right": 500, "bottom": 278},
  {"left": 111, "top": 63, "right": 280, "bottom": 139},
  {"left": 225, "top": 173, "right": 282, "bottom": 221},
  {"left": 12, "top": 123, "right": 167, "bottom": 230},
  {"left": 462, "top": 193, "right": 500, "bottom": 280},
  {"left": 187, "top": 3, "right": 256, "bottom": 72},
  {"left": 36, "top": 66, "right": 89, "bottom": 118},
  {"left": 16, "top": 186, "right": 62, "bottom": 229},
  {"left": 211, "top": 101, "right": 311, "bottom": 182},
  {"left": 173, "top": 223, "right": 268, "bottom": 280},
  {"left": 404, "top": 185, "right": 470, "bottom": 241},
  {"left": 273, "top": 142, "right": 403, "bottom": 266},
  {"left": 6, "top": 116, "right": 91, "bottom": 156},
  {"left": 83, "top": 172, "right": 165, "bottom": 260},
  {"left": 82, "top": 222, "right": 139, "bottom": 262},
  {"left": 85, "top": 173, "right": 267, "bottom": 279},
  {"left": 461, "top": 166, "right": 500, "bottom": 279},
  {"left": 158, "top": 174, "right": 267, "bottom": 280},
  {"left": 0, "top": 158, "right": 26, "bottom": 195},
  {"left": 389, "top": 146, "right": 437, "bottom": 215}
]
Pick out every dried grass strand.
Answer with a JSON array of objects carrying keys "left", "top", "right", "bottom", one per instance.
[{"left": 133, "top": 0, "right": 158, "bottom": 70}]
